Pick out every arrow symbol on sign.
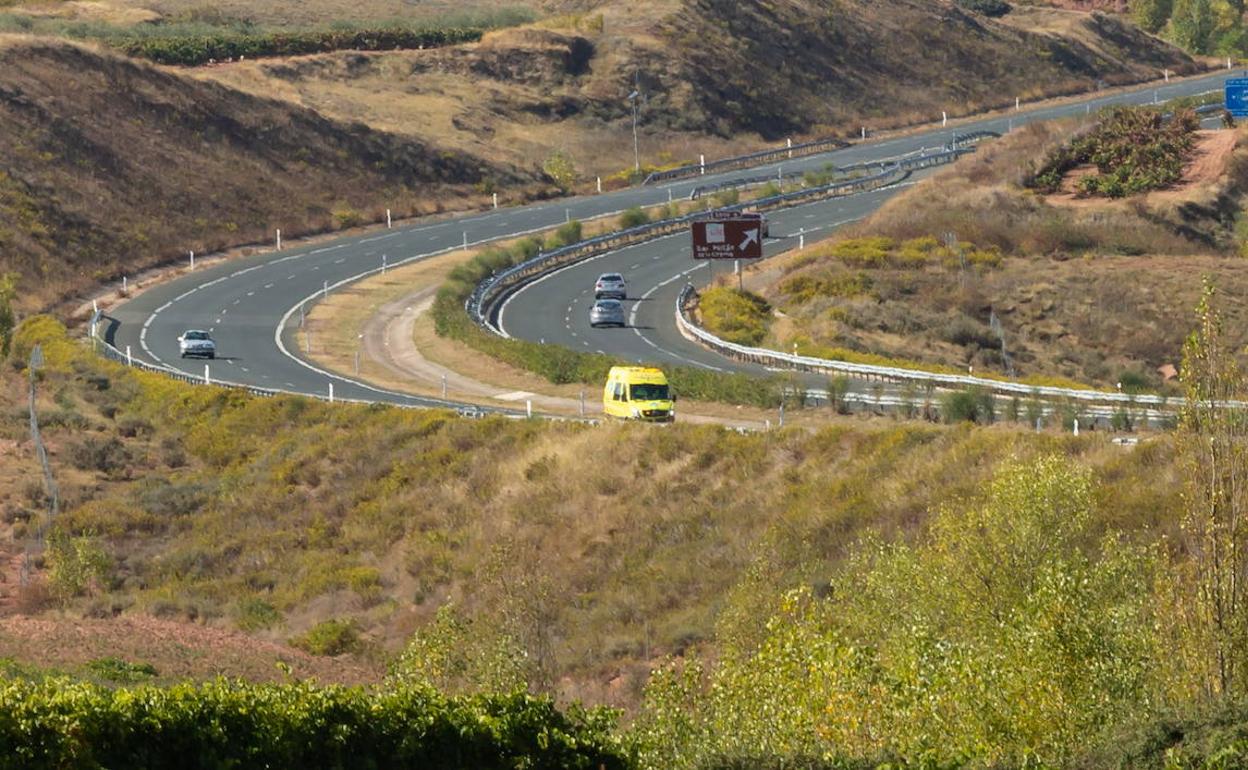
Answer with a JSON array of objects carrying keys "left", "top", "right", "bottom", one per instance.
[{"left": 739, "top": 229, "right": 759, "bottom": 250}]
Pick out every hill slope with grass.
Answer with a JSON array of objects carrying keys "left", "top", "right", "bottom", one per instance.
[
  {"left": 0, "top": 36, "right": 530, "bottom": 313},
  {"left": 735, "top": 110, "right": 1248, "bottom": 391},
  {"left": 1, "top": 316, "right": 1183, "bottom": 710},
  {"left": 190, "top": 0, "right": 1196, "bottom": 180}
]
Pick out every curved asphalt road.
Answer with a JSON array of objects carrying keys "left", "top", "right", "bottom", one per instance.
[{"left": 108, "top": 70, "right": 1239, "bottom": 407}]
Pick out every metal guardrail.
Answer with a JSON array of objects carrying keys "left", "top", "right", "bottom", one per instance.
[
  {"left": 688, "top": 138, "right": 995, "bottom": 200},
  {"left": 673, "top": 286, "right": 1190, "bottom": 411},
  {"left": 641, "top": 136, "right": 850, "bottom": 185},
  {"left": 469, "top": 147, "right": 975, "bottom": 333}
]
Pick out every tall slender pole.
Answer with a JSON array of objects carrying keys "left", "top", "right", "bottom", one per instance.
[{"left": 630, "top": 92, "right": 640, "bottom": 175}]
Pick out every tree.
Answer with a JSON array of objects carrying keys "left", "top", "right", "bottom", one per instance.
[
  {"left": 0, "top": 273, "right": 15, "bottom": 359},
  {"left": 1176, "top": 282, "right": 1248, "bottom": 698},
  {"left": 1132, "top": 0, "right": 1174, "bottom": 32},
  {"left": 542, "top": 150, "right": 577, "bottom": 193},
  {"left": 1169, "top": 0, "right": 1217, "bottom": 53}
]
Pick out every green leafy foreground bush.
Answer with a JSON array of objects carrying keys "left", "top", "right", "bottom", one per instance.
[
  {"left": 0, "top": 679, "right": 624, "bottom": 770},
  {"left": 433, "top": 234, "right": 785, "bottom": 408}
]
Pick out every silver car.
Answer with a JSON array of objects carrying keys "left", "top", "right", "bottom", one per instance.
[
  {"left": 178, "top": 329, "right": 216, "bottom": 359},
  {"left": 589, "top": 299, "right": 626, "bottom": 328},
  {"left": 594, "top": 273, "right": 627, "bottom": 300}
]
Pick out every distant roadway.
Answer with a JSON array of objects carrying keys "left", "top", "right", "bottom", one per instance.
[{"left": 107, "top": 71, "right": 1237, "bottom": 409}]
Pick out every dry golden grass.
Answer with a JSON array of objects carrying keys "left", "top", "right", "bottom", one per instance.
[
  {"left": 750, "top": 122, "right": 1248, "bottom": 390},
  {"left": 0, "top": 315, "right": 1188, "bottom": 708}
]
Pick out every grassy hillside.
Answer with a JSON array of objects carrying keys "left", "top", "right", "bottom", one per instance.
[
  {"left": 192, "top": 0, "right": 1196, "bottom": 180},
  {"left": 736, "top": 113, "right": 1248, "bottom": 390},
  {"left": 0, "top": 37, "right": 531, "bottom": 313},
  {"left": 2, "top": 316, "right": 1183, "bottom": 711}
]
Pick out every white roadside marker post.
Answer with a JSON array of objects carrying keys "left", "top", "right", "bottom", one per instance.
[
  {"left": 700, "top": 154, "right": 705, "bottom": 175},
  {"left": 526, "top": 400, "right": 532, "bottom": 418},
  {"left": 276, "top": 229, "right": 282, "bottom": 250},
  {"left": 493, "top": 193, "right": 498, "bottom": 209},
  {"left": 381, "top": 254, "right": 387, "bottom": 274},
  {"left": 323, "top": 280, "right": 328, "bottom": 300},
  {"left": 596, "top": 177, "right": 602, "bottom": 193},
  {"left": 386, "top": 209, "right": 392, "bottom": 228},
  {"left": 125, "top": 346, "right": 132, "bottom": 366},
  {"left": 787, "top": 137, "right": 793, "bottom": 158},
  {"left": 204, "top": 364, "right": 210, "bottom": 385},
  {"left": 580, "top": 389, "right": 586, "bottom": 417},
  {"left": 799, "top": 227, "right": 805, "bottom": 250},
  {"left": 442, "top": 374, "right": 447, "bottom": 399},
  {"left": 122, "top": 276, "right": 128, "bottom": 295},
  {"left": 189, "top": 250, "right": 195, "bottom": 270},
  {"left": 463, "top": 232, "right": 468, "bottom": 250},
  {"left": 942, "top": 111, "right": 948, "bottom": 127},
  {"left": 1016, "top": 96, "right": 1020, "bottom": 111}
]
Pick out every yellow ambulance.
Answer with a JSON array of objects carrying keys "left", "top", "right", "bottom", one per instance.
[{"left": 603, "top": 366, "right": 675, "bottom": 422}]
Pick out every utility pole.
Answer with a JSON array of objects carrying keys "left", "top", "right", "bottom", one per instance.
[{"left": 628, "top": 89, "right": 641, "bottom": 176}]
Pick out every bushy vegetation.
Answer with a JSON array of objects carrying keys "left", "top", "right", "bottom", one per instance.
[
  {"left": 1030, "top": 107, "right": 1200, "bottom": 198},
  {"left": 1132, "top": 0, "right": 1246, "bottom": 55},
  {"left": 113, "top": 27, "right": 484, "bottom": 66},
  {"left": 697, "top": 288, "right": 771, "bottom": 346},
  {"left": 0, "top": 679, "right": 623, "bottom": 770},
  {"left": 0, "top": 8, "right": 538, "bottom": 65},
  {"left": 956, "top": 0, "right": 1012, "bottom": 16},
  {"left": 431, "top": 235, "right": 785, "bottom": 407},
  {"left": 787, "top": 236, "right": 1003, "bottom": 274},
  {"left": 628, "top": 288, "right": 1248, "bottom": 770}
]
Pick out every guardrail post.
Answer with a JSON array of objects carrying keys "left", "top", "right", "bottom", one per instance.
[
  {"left": 276, "top": 229, "right": 282, "bottom": 250},
  {"left": 125, "top": 345, "right": 132, "bottom": 366},
  {"left": 204, "top": 364, "right": 210, "bottom": 385}
]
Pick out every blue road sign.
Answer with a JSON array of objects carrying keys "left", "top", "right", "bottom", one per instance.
[{"left": 1226, "top": 78, "right": 1248, "bottom": 117}]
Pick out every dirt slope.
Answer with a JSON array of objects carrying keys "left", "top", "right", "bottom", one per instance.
[{"left": 0, "top": 36, "right": 530, "bottom": 312}]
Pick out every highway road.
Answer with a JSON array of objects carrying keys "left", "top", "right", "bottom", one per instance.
[{"left": 107, "top": 70, "right": 1239, "bottom": 409}]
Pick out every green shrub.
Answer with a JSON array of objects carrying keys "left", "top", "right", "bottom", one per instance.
[
  {"left": 956, "top": 0, "right": 1011, "bottom": 15},
  {"left": 618, "top": 207, "right": 650, "bottom": 229},
  {"left": 233, "top": 598, "right": 281, "bottom": 631},
  {"left": 112, "top": 27, "right": 485, "bottom": 66},
  {"left": 0, "top": 679, "right": 626, "bottom": 769},
  {"left": 85, "top": 657, "right": 158, "bottom": 685},
  {"left": 67, "top": 436, "right": 130, "bottom": 475},
  {"left": 291, "top": 618, "right": 360, "bottom": 656},
  {"left": 698, "top": 288, "right": 772, "bottom": 346},
  {"left": 941, "top": 388, "right": 995, "bottom": 423},
  {"left": 548, "top": 220, "right": 583, "bottom": 249}
]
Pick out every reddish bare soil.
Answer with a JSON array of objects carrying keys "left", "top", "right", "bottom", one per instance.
[{"left": 0, "top": 615, "right": 384, "bottom": 684}]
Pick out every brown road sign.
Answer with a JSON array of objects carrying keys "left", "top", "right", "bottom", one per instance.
[{"left": 691, "top": 215, "right": 764, "bottom": 260}]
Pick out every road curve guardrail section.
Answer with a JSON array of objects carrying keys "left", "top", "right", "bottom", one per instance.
[
  {"left": 673, "top": 286, "right": 1197, "bottom": 412},
  {"left": 470, "top": 147, "right": 976, "bottom": 333},
  {"left": 642, "top": 136, "right": 850, "bottom": 186},
  {"left": 85, "top": 311, "right": 498, "bottom": 418}
]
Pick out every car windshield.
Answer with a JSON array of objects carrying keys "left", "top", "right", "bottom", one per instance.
[
  {"left": 596, "top": 301, "right": 620, "bottom": 309},
  {"left": 600, "top": 274, "right": 623, "bottom": 283},
  {"left": 184, "top": 331, "right": 210, "bottom": 341},
  {"left": 630, "top": 383, "right": 669, "bottom": 401}
]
